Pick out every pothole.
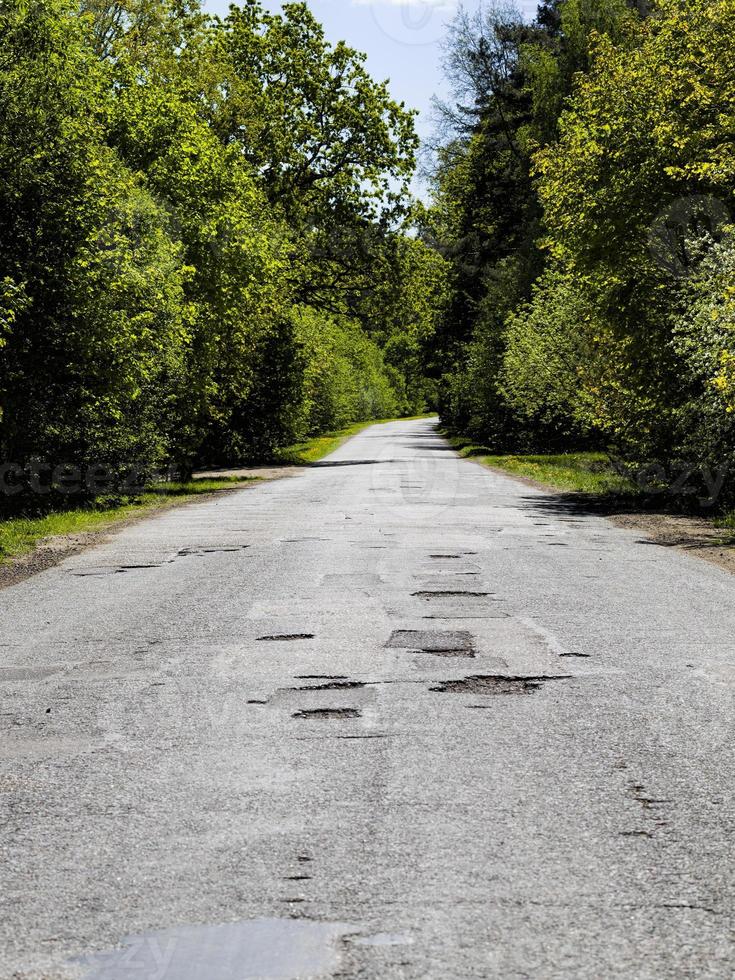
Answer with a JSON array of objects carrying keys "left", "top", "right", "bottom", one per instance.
[
  {"left": 257, "top": 634, "right": 315, "bottom": 642},
  {"left": 292, "top": 708, "right": 361, "bottom": 719},
  {"left": 293, "top": 681, "right": 366, "bottom": 691},
  {"left": 117, "top": 563, "right": 162, "bottom": 571},
  {"left": 430, "top": 674, "right": 571, "bottom": 695},
  {"left": 386, "top": 629, "right": 475, "bottom": 656},
  {"left": 177, "top": 545, "right": 250, "bottom": 558},
  {"left": 295, "top": 674, "right": 348, "bottom": 680},
  {"left": 411, "top": 591, "right": 492, "bottom": 598},
  {"left": 429, "top": 552, "right": 477, "bottom": 558}
]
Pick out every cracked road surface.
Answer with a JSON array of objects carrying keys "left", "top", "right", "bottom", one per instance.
[{"left": 2, "top": 418, "right": 735, "bottom": 979}]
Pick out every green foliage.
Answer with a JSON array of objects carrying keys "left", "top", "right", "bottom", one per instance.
[
  {"left": 500, "top": 266, "right": 595, "bottom": 439},
  {"left": 217, "top": 0, "right": 419, "bottom": 316},
  {"left": 534, "top": 0, "right": 735, "bottom": 461},
  {"left": 295, "top": 308, "right": 400, "bottom": 434},
  {"left": 218, "top": 1, "right": 417, "bottom": 222},
  {"left": 429, "top": 0, "right": 735, "bottom": 507},
  {"left": 0, "top": 0, "right": 431, "bottom": 497},
  {"left": 0, "top": 0, "right": 187, "bottom": 477},
  {"left": 669, "top": 232, "right": 735, "bottom": 473}
]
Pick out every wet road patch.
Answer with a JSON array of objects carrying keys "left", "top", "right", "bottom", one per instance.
[{"left": 75, "top": 918, "right": 356, "bottom": 980}]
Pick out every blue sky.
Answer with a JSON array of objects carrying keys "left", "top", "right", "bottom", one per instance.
[{"left": 203, "top": 0, "right": 540, "bottom": 147}]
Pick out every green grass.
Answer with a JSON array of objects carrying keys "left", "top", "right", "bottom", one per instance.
[
  {"left": 448, "top": 439, "right": 637, "bottom": 495},
  {"left": 277, "top": 413, "right": 437, "bottom": 465},
  {"left": 0, "top": 476, "right": 253, "bottom": 565},
  {"left": 714, "top": 512, "right": 735, "bottom": 531}
]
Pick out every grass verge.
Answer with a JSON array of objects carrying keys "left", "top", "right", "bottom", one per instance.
[
  {"left": 447, "top": 439, "right": 637, "bottom": 496},
  {"left": 0, "top": 477, "right": 252, "bottom": 565},
  {"left": 449, "top": 438, "right": 735, "bottom": 524}
]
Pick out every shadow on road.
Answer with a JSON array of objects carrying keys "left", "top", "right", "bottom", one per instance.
[
  {"left": 519, "top": 490, "right": 677, "bottom": 518},
  {"left": 309, "top": 459, "right": 398, "bottom": 468}
]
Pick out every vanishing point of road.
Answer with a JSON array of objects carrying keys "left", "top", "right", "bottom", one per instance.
[{"left": 1, "top": 419, "right": 734, "bottom": 979}]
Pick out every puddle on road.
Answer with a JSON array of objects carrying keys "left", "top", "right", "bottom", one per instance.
[{"left": 77, "top": 918, "right": 356, "bottom": 980}]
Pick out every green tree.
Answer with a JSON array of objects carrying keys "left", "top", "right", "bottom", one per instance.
[
  {"left": 215, "top": 1, "right": 419, "bottom": 313},
  {"left": 0, "top": 0, "right": 187, "bottom": 482},
  {"left": 535, "top": 0, "right": 735, "bottom": 459}
]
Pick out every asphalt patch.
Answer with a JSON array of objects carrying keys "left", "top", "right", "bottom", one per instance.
[{"left": 386, "top": 629, "right": 475, "bottom": 656}]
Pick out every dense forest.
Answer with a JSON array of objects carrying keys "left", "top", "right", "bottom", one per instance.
[
  {"left": 3, "top": 0, "right": 735, "bottom": 503},
  {"left": 0, "top": 0, "right": 446, "bottom": 488},
  {"left": 429, "top": 0, "right": 735, "bottom": 498}
]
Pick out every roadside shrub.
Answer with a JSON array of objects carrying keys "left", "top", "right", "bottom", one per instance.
[
  {"left": 296, "top": 308, "right": 400, "bottom": 434},
  {"left": 669, "top": 232, "right": 735, "bottom": 487},
  {"left": 500, "top": 267, "right": 595, "bottom": 443}
]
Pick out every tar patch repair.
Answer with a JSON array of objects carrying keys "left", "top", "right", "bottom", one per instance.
[{"left": 386, "top": 629, "right": 475, "bottom": 656}]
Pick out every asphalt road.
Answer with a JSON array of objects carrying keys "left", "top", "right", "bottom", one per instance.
[{"left": 1, "top": 418, "right": 735, "bottom": 979}]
